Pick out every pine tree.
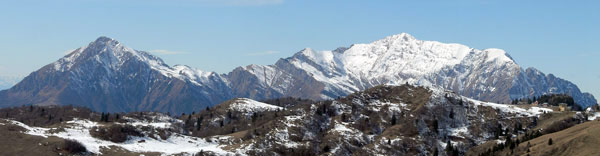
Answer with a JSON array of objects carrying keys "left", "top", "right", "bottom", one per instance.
[
  {"left": 509, "top": 139, "right": 516, "bottom": 150},
  {"left": 391, "top": 114, "right": 397, "bottom": 125},
  {"left": 495, "top": 124, "right": 503, "bottom": 139},
  {"left": 185, "top": 116, "right": 191, "bottom": 127},
  {"left": 433, "top": 119, "right": 439, "bottom": 132},
  {"left": 251, "top": 112, "right": 258, "bottom": 123},
  {"left": 196, "top": 117, "right": 203, "bottom": 131},
  {"left": 445, "top": 140, "right": 453, "bottom": 154},
  {"left": 507, "top": 138, "right": 514, "bottom": 150},
  {"left": 548, "top": 138, "right": 553, "bottom": 145}
]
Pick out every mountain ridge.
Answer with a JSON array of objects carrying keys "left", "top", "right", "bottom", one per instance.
[{"left": 0, "top": 33, "right": 595, "bottom": 113}]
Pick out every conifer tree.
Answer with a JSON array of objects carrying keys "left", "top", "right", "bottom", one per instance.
[
  {"left": 445, "top": 140, "right": 453, "bottom": 154},
  {"left": 196, "top": 117, "right": 203, "bottom": 131}
]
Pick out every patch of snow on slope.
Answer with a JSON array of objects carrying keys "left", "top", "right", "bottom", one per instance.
[
  {"left": 6, "top": 118, "right": 231, "bottom": 155},
  {"left": 367, "top": 100, "right": 407, "bottom": 113},
  {"left": 121, "top": 113, "right": 181, "bottom": 129},
  {"left": 468, "top": 99, "right": 553, "bottom": 117},
  {"left": 449, "top": 126, "right": 469, "bottom": 138},
  {"left": 588, "top": 112, "right": 600, "bottom": 121},
  {"left": 229, "top": 98, "right": 283, "bottom": 115},
  {"left": 6, "top": 120, "right": 50, "bottom": 138}
]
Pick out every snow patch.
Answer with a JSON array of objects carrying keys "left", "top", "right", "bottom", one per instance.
[
  {"left": 229, "top": 98, "right": 283, "bottom": 116},
  {"left": 5, "top": 118, "right": 232, "bottom": 155},
  {"left": 468, "top": 99, "right": 553, "bottom": 117}
]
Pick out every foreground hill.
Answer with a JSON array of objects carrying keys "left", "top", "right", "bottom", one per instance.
[
  {"left": 0, "top": 33, "right": 595, "bottom": 113},
  {"left": 4, "top": 85, "right": 588, "bottom": 156}
]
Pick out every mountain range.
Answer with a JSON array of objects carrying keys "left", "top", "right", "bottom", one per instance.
[
  {"left": 0, "top": 33, "right": 595, "bottom": 113},
  {"left": 0, "top": 76, "right": 22, "bottom": 90}
]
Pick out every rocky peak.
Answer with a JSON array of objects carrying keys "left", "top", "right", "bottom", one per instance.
[{"left": 92, "top": 36, "right": 119, "bottom": 47}]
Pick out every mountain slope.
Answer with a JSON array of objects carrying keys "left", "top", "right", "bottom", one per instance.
[{"left": 0, "top": 34, "right": 595, "bottom": 113}]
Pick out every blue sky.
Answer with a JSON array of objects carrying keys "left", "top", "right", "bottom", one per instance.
[{"left": 0, "top": 0, "right": 598, "bottom": 98}]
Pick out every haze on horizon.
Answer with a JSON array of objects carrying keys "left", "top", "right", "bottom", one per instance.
[{"left": 0, "top": 0, "right": 598, "bottom": 98}]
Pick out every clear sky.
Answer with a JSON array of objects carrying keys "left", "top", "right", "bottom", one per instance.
[{"left": 0, "top": 0, "right": 598, "bottom": 98}]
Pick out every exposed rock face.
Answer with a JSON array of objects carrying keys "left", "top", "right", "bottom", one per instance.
[{"left": 0, "top": 34, "right": 596, "bottom": 113}]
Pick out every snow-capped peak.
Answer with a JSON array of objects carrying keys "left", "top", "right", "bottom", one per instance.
[
  {"left": 53, "top": 36, "right": 165, "bottom": 72},
  {"left": 377, "top": 32, "right": 416, "bottom": 43},
  {"left": 51, "top": 36, "right": 219, "bottom": 87},
  {"left": 482, "top": 48, "right": 514, "bottom": 63},
  {"left": 280, "top": 33, "right": 530, "bottom": 100},
  {"left": 92, "top": 36, "right": 120, "bottom": 47}
]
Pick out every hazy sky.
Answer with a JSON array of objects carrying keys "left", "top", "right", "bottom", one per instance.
[{"left": 0, "top": 0, "right": 598, "bottom": 98}]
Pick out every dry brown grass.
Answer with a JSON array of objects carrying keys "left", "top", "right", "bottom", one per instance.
[
  {"left": 466, "top": 111, "right": 581, "bottom": 156},
  {"left": 0, "top": 120, "right": 65, "bottom": 155},
  {"left": 512, "top": 120, "right": 600, "bottom": 156},
  {"left": 533, "top": 111, "right": 577, "bottom": 131}
]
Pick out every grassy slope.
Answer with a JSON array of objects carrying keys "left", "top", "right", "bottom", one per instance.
[
  {"left": 0, "top": 120, "right": 170, "bottom": 156},
  {"left": 466, "top": 111, "right": 577, "bottom": 156},
  {"left": 515, "top": 120, "right": 600, "bottom": 156},
  {"left": 468, "top": 111, "right": 600, "bottom": 156},
  {"left": 0, "top": 120, "right": 64, "bottom": 156}
]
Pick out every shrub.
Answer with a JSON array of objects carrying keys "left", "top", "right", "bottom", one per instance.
[
  {"left": 62, "top": 139, "right": 87, "bottom": 154},
  {"left": 90, "top": 124, "right": 143, "bottom": 143}
]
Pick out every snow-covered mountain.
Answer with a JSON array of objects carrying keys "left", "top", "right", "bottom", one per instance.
[
  {"left": 243, "top": 33, "right": 597, "bottom": 108},
  {"left": 0, "top": 34, "right": 595, "bottom": 113}
]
